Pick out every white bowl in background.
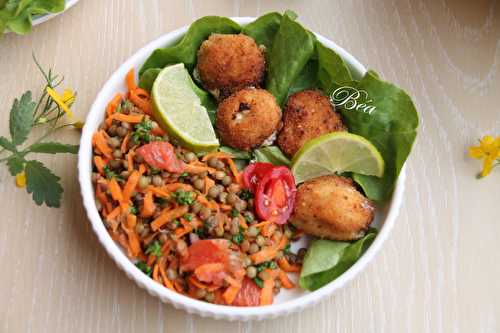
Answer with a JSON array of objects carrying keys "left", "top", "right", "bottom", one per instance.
[{"left": 78, "top": 17, "right": 406, "bottom": 321}]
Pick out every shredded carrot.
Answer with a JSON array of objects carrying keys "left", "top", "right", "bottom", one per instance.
[
  {"left": 127, "top": 150, "right": 134, "bottom": 172},
  {"left": 94, "top": 156, "right": 106, "bottom": 175},
  {"left": 252, "top": 220, "right": 272, "bottom": 229},
  {"left": 189, "top": 276, "right": 208, "bottom": 289},
  {"left": 95, "top": 185, "right": 108, "bottom": 206},
  {"left": 173, "top": 280, "right": 184, "bottom": 293},
  {"left": 262, "top": 223, "right": 276, "bottom": 237},
  {"left": 122, "top": 170, "right": 140, "bottom": 200},
  {"left": 125, "top": 68, "right": 137, "bottom": 91},
  {"left": 122, "top": 214, "right": 141, "bottom": 258},
  {"left": 158, "top": 257, "right": 175, "bottom": 290},
  {"left": 105, "top": 202, "right": 113, "bottom": 216},
  {"left": 185, "top": 164, "right": 216, "bottom": 175},
  {"left": 146, "top": 254, "right": 157, "bottom": 267},
  {"left": 225, "top": 158, "right": 241, "bottom": 184},
  {"left": 278, "top": 270, "right": 295, "bottom": 289},
  {"left": 260, "top": 275, "right": 275, "bottom": 306},
  {"left": 278, "top": 257, "right": 301, "bottom": 273},
  {"left": 138, "top": 164, "right": 147, "bottom": 175},
  {"left": 204, "top": 176, "right": 215, "bottom": 196},
  {"left": 121, "top": 133, "right": 130, "bottom": 153},
  {"left": 151, "top": 206, "right": 189, "bottom": 231},
  {"left": 129, "top": 88, "right": 152, "bottom": 115},
  {"left": 108, "top": 177, "right": 124, "bottom": 202},
  {"left": 151, "top": 125, "right": 165, "bottom": 136},
  {"left": 250, "top": 236, "right": 289, "bottom": 264},
  {"left": 111, "top": 113, "right": 144, "bottom": 124},
  {"left": 224, "top": 275, "right": 242, "bottom": 288},
  {"left": 148, "top": 186, "right": 170, "bottom": 198},
  {"left": 106, "top": 206, "right": 121, "bottom": 223},
  {"left": 223, "top": 285, "right": 241, "bottom": 305},
  {"left": 174, "top": 226, "right": 193, "bottom": 238},
  {"left": 201, "top": 152, "right": 232, "bottom": 162},
  {"left": 163, "top": 183, "right": 193, "bottom": 192},
  {"left": 93, "top": 130, "right": 112, "bottom": 159},
  {"left": 220, "top": 204, "right": 232, "bottom": 211},
  {"left": 153, "top": 263, "right": 160, "bottom": 282},
  {"left": 106, "top": 93, "right": 122, "bottom": 116},
  {"left": 140, "top": 190, "right": 156, "bottom": 217},
  {"left": 238, "top": 215, "right": 248, "bottom": 229}
]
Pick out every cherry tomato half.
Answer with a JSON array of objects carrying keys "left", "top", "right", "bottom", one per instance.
[
  {"left": 242, "top": 163, "right": 297, "bottom": 225},
  {"left": 136, "top": 141, "right": 185, "bottom": 173},
  {"left": 232, "top": 277, "right": 261, "bottom": 307},
  {"left": 242, "top": 162, "right": 274, "bottom": 192}
]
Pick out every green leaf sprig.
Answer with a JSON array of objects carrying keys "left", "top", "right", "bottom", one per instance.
[{"left": 0, "top": 55, "right": 80, "bottom": 208}]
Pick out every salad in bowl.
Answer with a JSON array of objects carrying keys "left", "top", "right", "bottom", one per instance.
[{"left": 79, "top": 11, "right": 418, "bottom": 319}]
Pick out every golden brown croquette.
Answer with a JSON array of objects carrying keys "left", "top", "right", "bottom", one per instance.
[
  {"left": 196, "top": 34, "right": 266, "bottom": 99},
  {"left": 290, "top": 175, "right": 375, "bottom": 241},
  {"left": 277, "top": 89, "right": 346, "bottom": 157},
  {"left": 216, "top": 88, "right": 282, "bottom": 151}
]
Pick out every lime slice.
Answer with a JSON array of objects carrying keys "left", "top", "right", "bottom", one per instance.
[
  {"left": 291, "top": 132, "right": 385, "bottom": 184},
  {"left": 151, "top": 63, "right": 219, "bottom": 152}
]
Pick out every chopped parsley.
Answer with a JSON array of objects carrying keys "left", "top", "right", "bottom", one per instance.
[
  {"left": 195, "top": 227, "right": 207, "bottom": 238},
  {"left": 244, "top": 213, "right": 254, "bottom": 223},
  {"left": 173, "top": 190, "right": 195, "bottom": 205},
  {"left": 103, "top": 165, "right": 122, "bottom": 180},
  {"left": 135, "top": 261, "right": 152, "bottom": 276},
  {"left": 283, "top": 244, "right": 292, "bottom": 255},
  {"left": 131, "top": 119, "right": 153, "bottom": 144},
  {"left": 180, "top": 172, "right": 189, "bottom": 178},
  {"left": 129, "top": 206, "right": 138, "bottom": 215},
  {"left": 183, "top": 213, "right": 193, "bottom": 222},
  {"left": 145, "top": 241, "right": 162, "bottom": 258},
  {"left": 232, "top": 233, "right": 244, "bottom": 245},
  {"left": 253, "top": 277, "right": 264, "bottom": 288},
  {"left": 172, "top": 220, "right": 181, "bottom": 227},
  {"left": 230, "top": 208, "right": 239, "bottom": 218},
  {"left": 150, "top": 167, "right": 161, "bottom": 175},
  {"left": 256, "top": 261, "right": 277, "bottom": 272},
  {"left": 238, "top": 189, "right": 253, "bottom": 200}
]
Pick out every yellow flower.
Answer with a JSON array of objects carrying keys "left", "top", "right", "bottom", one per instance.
[
  {"left": 15, "top": 172, "right": 26, "bottom": 188},
  {"left": 46, "top": 87, "right": 75, "bottom": 119},
  {"left": 469, "top": 135, "right": 500, "bottom": 177},
  {"left": 72, "top": 120, "right": 85, "bottom": 129}
]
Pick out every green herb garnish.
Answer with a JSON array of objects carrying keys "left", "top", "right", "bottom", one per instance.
[
  {"left": 129, "top": 206, "right": 138, "bottom": 215},
  {"left": 173, "top": 190, "right": 195, "bottom": 205},
  {"left": 135, "top": 261, "right": 152, "bottom": 276},
  {"left": 131, "top": 119, "right": 153, "bottom": 144},
  {"left": 183, "top": 213, "right": 193, "bottom": 222},
  {"left": 256, "top": 261, "right": 277, "bottom": 272},
  {"left": 0, "top": 55, "right": 80, "bottom": 208},
  {"left": 253, "top": 277, "right": 264, "bottom": 288},
  {"left": 145, "top": 241, "right": 162, "bottom": 258},
  {"left": 103, "top": 165, "right": 122, "bottom": 180},
  {"left": 230, "top": 208, "right": 239, "bottom": 218},
  {"left": 238, "top": 189, "right": 253, "bottom": 200},
  {"left": 232, "top": 233, "right": 244, "bottom": 245}
]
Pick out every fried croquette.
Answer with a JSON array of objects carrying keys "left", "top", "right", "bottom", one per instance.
[
  {"left": 277, "top": 89, "right": 346, "bottom": 157},
  {"left": 216, "top": 88, "right": 282, "bottom": 151},
  {"left": 290, "top": 175, "right": 374, "bottom": 241},
  {"left": 196, "top": 34, "right": 266, "bottom": 99}
]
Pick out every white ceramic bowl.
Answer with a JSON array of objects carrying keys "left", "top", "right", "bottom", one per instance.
[{"left": 78, "top": 17, "right": 406, "bottom": 321}]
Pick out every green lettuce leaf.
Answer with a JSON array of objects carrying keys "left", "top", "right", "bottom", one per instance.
[
  {"left": 299, "top": 231, "right": 376, "bottom": 291},
  {"left": 1, "top": 0, "right": 64, "bottom": 35},
  {"left": 322, "top": 71, "right": 418, "bottom": 201},
  {"left": 241, "top": 12, "right": 283, "bottom": 51},
  {"left": 253, "top": 146, "right": 290, "bottom": 166},
  {"left": 265, "top": 12, "right": 315, "bottom": 105},
  {"left": 139, "top": 16, "right": 241, "bottom": 76}
]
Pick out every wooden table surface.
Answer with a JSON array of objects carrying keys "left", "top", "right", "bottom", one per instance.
[{"left": 1, "top": 0, "right": 499, "bottom": 332}]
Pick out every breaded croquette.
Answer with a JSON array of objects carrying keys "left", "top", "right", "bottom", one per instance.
[
  {"left": 216, "top": 88, "right": 282, "bottom": 151},
  {"left": 196, "top": 34, "right": 266, "bottom": 100},
  {"left": 290, "top": 175, "right": 374, "bottom": 241},
  {"left": 277, "top": 89, "right": 346, "bottom": 157}
]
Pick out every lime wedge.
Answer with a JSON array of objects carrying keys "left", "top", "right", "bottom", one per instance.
[
  {"left": 151, "top": 63, "right": 219, "bottom": 152},
  {"left": 291, "top": 132, "right": 385, "bottom": 184}
]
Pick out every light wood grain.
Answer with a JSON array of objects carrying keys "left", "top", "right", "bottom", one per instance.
[{"left": 1, "top": 0, "right": 499, "bottom": 332}]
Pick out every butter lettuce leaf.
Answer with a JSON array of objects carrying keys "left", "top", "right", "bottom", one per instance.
[
  {"left": 300, "top": 231, "right": 376, "bottom": 291},
  {"left": 139, "top": 16, "right": 241, "bottom": 75}
]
